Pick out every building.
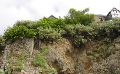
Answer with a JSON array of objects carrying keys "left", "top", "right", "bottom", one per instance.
[
  {"left": 95, "top": 8, "right": 120, "bottom": 22},
  {"left": 105, "top": 8, "right": 120, "bottom": 20}
]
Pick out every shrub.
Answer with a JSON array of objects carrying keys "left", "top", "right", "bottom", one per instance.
[
  {"left": 87, "top": 43, "right": 114, "bottom": 61},
  {"left": 64, "top": 25, "right": 76, "bottom": 37},
  {"left": 32, "top": 48, "right": 48, "bottom": 68},
  {"left": 0, "top": 36, "right": 4, "bottom": 45},
  {"left": 4, "top": 26, "right": 36, "bottom": 41},
  {"left": 64, "top": 24, "right": 94, "bottom": 38},
  {"left": 32, "top": 48, "right": 57, "bottom": 74},
  {"left": 32, "top": 54, "right": 46, "bottom": 67},
  {"left": 74, "top": 24, "right": 94, "bottom": 38},
  {"left": 38, "top": 27, "right": 61, "bottom": 42},
  {"left": 64, "top": 20, "right": 120, "bottom": 48},
  {"left": 91, "top": 21, "right": 120, "bottom": 40},
  {"left": 73, "top": 35, "right": 87, "bottom": 48},
  {"left": 36, "top": 18, "right": 65, "bottom": 29},
  {"left": 0, "top": 36, "right": 5, "bottom": 53},
  {"left": 64, "top": 24, "right": 92, "bottom": 48},
  {"left": 31, "top": 18, "right": 65, "bottom": 38},
  {"left": 112, "top": 18, "right": 120, "bottom": 25},
  {"left": 14, "top": 20, "right": 33, "bottom": 28},
  {"left": 30, "top": 21, "right": 41, "bottom": 29},
  {"left": 53, "top": 18, "right": 65, "bottom": 29}
]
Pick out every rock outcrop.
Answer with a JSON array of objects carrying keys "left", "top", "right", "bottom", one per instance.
[{"left": 2, "top": 37, "right": 120, "bottom": 74}]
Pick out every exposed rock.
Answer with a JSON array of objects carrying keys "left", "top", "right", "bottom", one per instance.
[
  {"left": 4, "top": 38, "right": 36, "bottom": 74},
  {"left": 2, "top": 36, "right": 120, "bottom": 74},
  {"left": 41, "top": 39, "right": 75, "bottom": 74},
  {"left": 91, "top": 37, "right": 120, "bottom": 74},
  {"left": 91, "top": 51, "right": 120, "bottom": 74}
]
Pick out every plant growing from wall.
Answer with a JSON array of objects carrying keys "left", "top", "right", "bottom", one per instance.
[
  {"left": 6, "top": 50, "right": 26, "bottom": 74},
  {"left": 32, "top": 48, "right": 57, "bottom": 74}
]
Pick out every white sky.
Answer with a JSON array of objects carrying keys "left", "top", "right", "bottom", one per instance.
[{"left": 0, "top": 0, "right": 120, "bottom": 35}]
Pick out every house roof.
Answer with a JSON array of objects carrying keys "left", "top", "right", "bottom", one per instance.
[
  {"left": 106, "top": 8, "right": 120, "bottom": 20},
  {"left": 48, "top": 15, "right": 57, "bottom": 19}
]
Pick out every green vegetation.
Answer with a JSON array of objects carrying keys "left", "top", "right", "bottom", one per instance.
[
  {"left": 38, "top": 27, "right": 61, "bottom": 42},
  {"left": 0, "top": 36, "right": 4, "bottom": 45},
  {"left": 36, "top": 18, "right": 65, "bottom": 29},
  {"left": 73, "top": 35, "right": 87, "bottom": 48},
  {"left": 33, "top": 54, "right": 46, "bottom": 67},
  {"left": 64, "top": 8, "right": 94, "bottom": 25},
  {"left": 32, "top": 48, "right": 57, "bottom": 74},
  {"left": 4, "top": 25, "right": 35, "bottom": 42},
  {"left": 64, "top": 24, "right": 94, "bottom": 47},
  {"left": 6, "top": 49, "right": 26, "bottom": 73},
  {"left": 87, "top": 42, "right": 115, "bottom": 61},
  {"left": 32, "top": 48, "right": 48, "bottom": 68},
  {"left": 14, "top": 20, "right": 33, "bottom": 28},
  {"left": 3, "top": 8, "right": 120, "bottom": 48},
  {"left": 0, "top": 69, "right": 4, "bottom": 74},
  {"left": 0, "top": 36, "right": 5, "bottom": 54},
  {"left": 1, "top": 8, "right": 120, "bottom": 74},
  {"left": 91, "top": 21, "right": 120, "bottom": 40}
]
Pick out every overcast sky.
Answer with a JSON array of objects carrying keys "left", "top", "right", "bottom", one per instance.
[{"left": 0, "top": 0, "right": 120, "bottom": 35}]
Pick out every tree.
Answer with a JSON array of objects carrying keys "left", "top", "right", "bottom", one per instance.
[{"left": 64, "top": 8, "right": 94, "bottom": 25}]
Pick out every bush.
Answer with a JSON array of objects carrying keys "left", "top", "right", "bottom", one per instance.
[
  {"left": 73, "top": 35, "right": 87, "bottom": 48},
  {"left": 74, "top": 24, "right": 94, "bottom": 39},
  {"left": 38, "top": 27, "right": 61, "bottom": 42},
  {"left": 64, "top": 20, "right": 120, "bottom": 48},
  {"left": 112, "top": 18, "right": 120, "bottom": 25},
  {"left": 3, "top": 8, "right": 120, "bottom": 45},
  {"left": 91, "top": 21, "right": 120, "bottom": 40},
  {"left": 14, "top": 20, "right": 34, "bottom": 29},
  {"left": 0, "top": 36, "right": 5, "bottom": 53},
  {"left": 33, "top": 54, "right": 46, "bottom": 67},
  {"left": 0, "top": 36, "right": 4, "bottom": 45},
  {"left": 32, "top": 48, "right": 57, "bottom": 73},
  {"left": 64, "top": 24, "right": 89, "bottom": 48},
  {"left": 64, "top": 25, "right": 76, "bottom": 37},
  {"left": 36, "top": 18, "right": 65, "bottom": 29},
  {"left": 64, "top": 24, "right": 94, "bottom": 39},
  {"left": 32, "top": 48, "right": 48, "bottom": 68},
  {"left": 31, "top": 18, "right": 65, "bottom": 39},
  {"left": 4, "top": 26, "right": 36, "bottom": 41}
]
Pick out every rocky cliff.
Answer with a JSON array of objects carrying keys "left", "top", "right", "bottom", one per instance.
[{"left": 1, "top": 37, "right": 120, "bottom": 74}]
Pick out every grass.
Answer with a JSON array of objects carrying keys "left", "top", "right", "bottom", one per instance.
[{"left": 32, "top": 48, "right": 57, "bottom": 74}]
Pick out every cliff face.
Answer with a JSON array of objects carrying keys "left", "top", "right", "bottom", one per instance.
[
  {"left": 2, "top": 37, "right": 120, "bottom": 74},
  {"left": 5, "top": 38, "right": 35, "bottom": 74},
  {"left": 91, "top": 37, "right": 120, "bottom": 74},
  {"left": 43, "top": 37, "right": 120, "bottom": 74}
]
